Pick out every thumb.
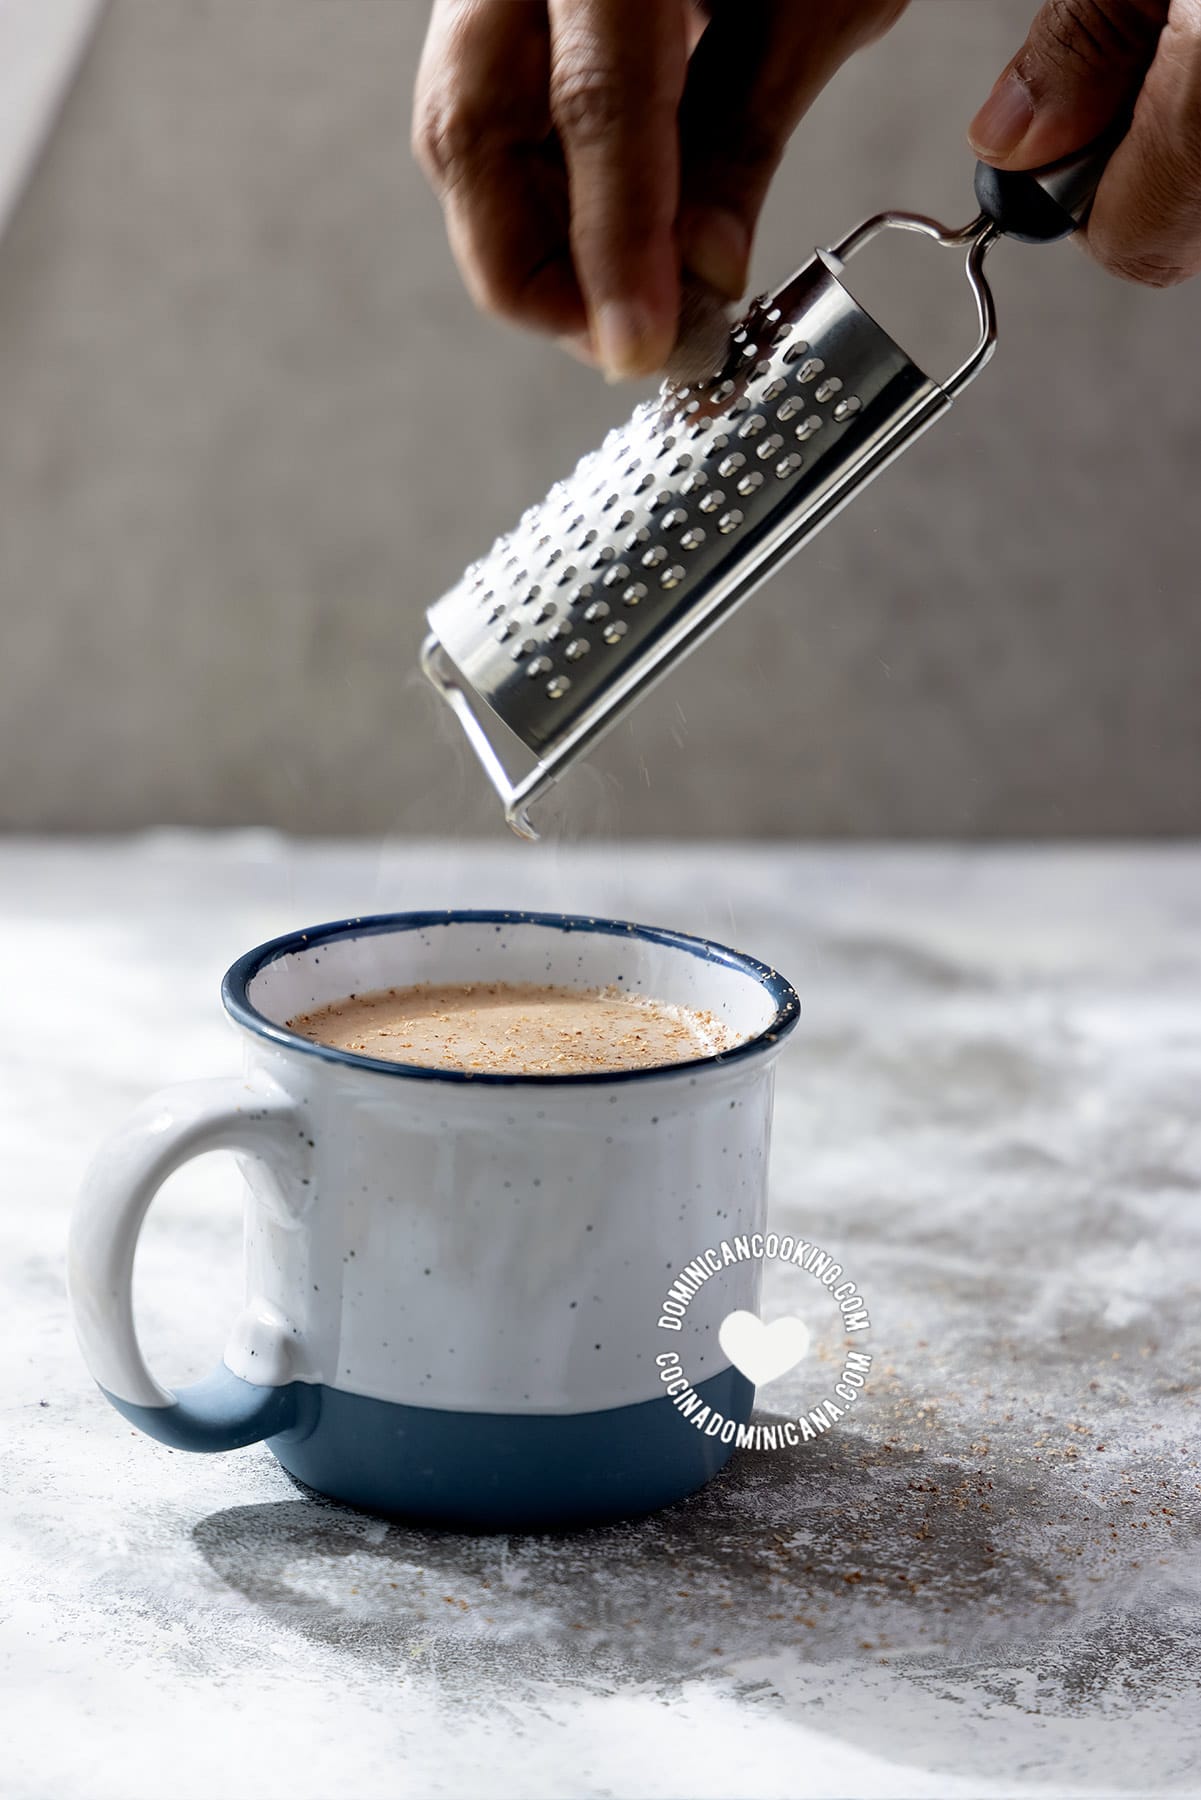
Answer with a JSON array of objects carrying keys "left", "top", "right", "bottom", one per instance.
[{"left": 967, "top": 0, "right": 1167, "bottom": 169}]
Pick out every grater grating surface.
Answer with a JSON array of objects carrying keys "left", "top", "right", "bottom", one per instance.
[{"left": 431, "top": 258, "right": 941, "bottom": 746}]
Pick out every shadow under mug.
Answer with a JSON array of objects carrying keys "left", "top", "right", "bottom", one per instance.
[{"left": 69, "top": 911, "right": 799, "bottom": 1528}]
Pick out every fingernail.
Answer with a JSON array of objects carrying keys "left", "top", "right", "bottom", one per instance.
[
  {"left": 682, "top": 207, "right": 749, "bottom": 300},
  {"left": 593, "top": 301, "right": 660, "bottom": 383},
  {"left": 557, "top": 331, "right": 597, "bottom": 367},
  {"left": 968, "top": 70, "right": 1035, "bottom": 158}
]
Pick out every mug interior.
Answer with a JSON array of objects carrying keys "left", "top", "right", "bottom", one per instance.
[{"left": 223, "top": 910, "right": 798, "bottom": 1084}]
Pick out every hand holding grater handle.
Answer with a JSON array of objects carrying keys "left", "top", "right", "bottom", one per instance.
[
  {"left": 973, "top": 127, "right": 1120, "bottom": 243},
  {"left": 422, "top": 143, "right": 1113, "bottom": 842}
]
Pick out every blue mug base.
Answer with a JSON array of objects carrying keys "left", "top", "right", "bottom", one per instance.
[{"left": 271, "top": 1367, "right": 754, "bottom": 1529}]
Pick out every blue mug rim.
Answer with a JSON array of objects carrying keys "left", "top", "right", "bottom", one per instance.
[{"left": 221, "top": 909, "right": 800, "bottom": 1088}]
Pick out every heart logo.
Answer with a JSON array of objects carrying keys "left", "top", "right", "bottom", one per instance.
[{"left": 718, "top": 1310, "right": 810, "bottom": 1388}]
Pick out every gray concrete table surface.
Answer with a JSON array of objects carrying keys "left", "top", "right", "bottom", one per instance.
[{"left": 2, "top": 835, "right": 1199, "bottom": 1800}]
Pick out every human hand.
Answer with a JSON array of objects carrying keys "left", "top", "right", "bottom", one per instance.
[
  {"left": 969, "top": 0, "right": 1201, "bottom": 286},
  {"left": 412, "top": 0, "right": 908, "bottom": 381}
]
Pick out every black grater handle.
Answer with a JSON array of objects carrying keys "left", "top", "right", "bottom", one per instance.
[{"left": 973, "top": 128, "right": 1121, "bottom": 244}]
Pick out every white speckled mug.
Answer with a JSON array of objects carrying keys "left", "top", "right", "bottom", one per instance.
[{"left": 69, "top": 911, "right": 799, "bottom": 1527}]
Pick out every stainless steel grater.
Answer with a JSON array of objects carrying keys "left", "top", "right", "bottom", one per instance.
[{"left": 423, "top": 141, "right": 1113, "bottom": 839}]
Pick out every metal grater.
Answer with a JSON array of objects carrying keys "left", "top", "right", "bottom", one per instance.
[{"left": 423, "top": 140, "right": 1113, "bottom": 839}]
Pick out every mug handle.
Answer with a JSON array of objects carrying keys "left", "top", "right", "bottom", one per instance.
[{"left": 68, "top": 1074, "right": 312, "bottom": 1453}]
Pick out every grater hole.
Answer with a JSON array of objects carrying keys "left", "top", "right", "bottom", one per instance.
[
  {"left": 680, "top": 470, "right": 707, "bottom": 494},
  {"left": 533, "top": 601, "right": 556, "bottom": 622},
  {"left": 795, "top": 415, "right": 823, "bottom": 441},
  {"left": 661, "top": 508, "right": 687, "bottom": 531},
  {"left": 756, "top": 433, "right": 784, "bottom": 460},
  {"left": 698, "top": 489, "right": 725, "bottom": 514},
  {"left": 567, "top": 582, "right": 594, "bottom": 604},
  {"left": 635, "top": 473, "right": 654, "bottom": 493},
  {"left": 623, "top": 528, "right": 650, "bottom": 550},
  {"left": 736, "top": 471, "right": 764, "bottom": 496},
  {"left": 578, "top": 528, "right": 598, "bottom": 548},
  {"left": 602, "top": 562, "right": 631, "bottom": 587},
  {"left": 583, "top": 600, "right": 610, "bottom": 622},
  {"left": 660, "top": 564, "right": 686, "bottom": 589},
  {"left": 511, "top": 637, "right": 538, "bottom": 661},
  {"left": 718, "top": 453, "right": 745, "bottom": 477},
  {"left": 546, "top": 619, "right": 571, "bottom": 640},
  {"left": 833, "top": 395, "right": 862, "bottom": 421},
  {"left": 622, "top": 583, "right": 647, "bottom": 606},
  {"left": 486, "top": 603, "right": 505, "bottom": 623},
  {"left": 776, "top": 397, "right": 801, "bottom": 423},
  {"left": 648, "top": 490, "right": 673, "bottom": 512},
  {"left": 680, "top": 528, "right": 706, "bottom": 550},
  {"left": 737, "top": 414, "right": 766, "bottom": 439},
  {"left": 814, "top": 377, "right": 843, "bottom": 403},
  {"left": 776, "top": 453, "right": 803, "bottom": 478},
  {"left": 496, "top": 621, "right": 516, "bottom": 642},
  {"left": 760, "top": 377, "right": 787, "bottom": 403},
  {"left": 642, "top": 545, "right": 667, "bottom": 568},
  {"left": 546, "top": 675, "right": 571, "bottom": 699},
  {"left": 527, "top": 656, "right": 553, "bottom": 678},
  {"left": 709, "top": 379, "right": 735, "bottom": 403},
  {"left": 546, "top": 548, "right": 562, "bottom": 567},
  {"left": 618, "top": 509, "right": 635, "bottom": 526},
  {"left": 717, "top": 510, "right": 744, "bottom": 533},
  {"left": 564, "top": 638, "right": 591, "bottom": 662},
  {"left": 602, "top": 619, "right": 629, "bottom": 645},
  {"left": 590, "top": 545, "right": 616, "bottom": 566},
  {"left": 669, "top": 454, "right": 692, "bottom": 476},
  {"left": 556, "top": 564, "right": 578, "bottom": 586},
  {"left": 797, "top": 358, "right": 826, "bottom": 384},
  {"left": 728, "top": 396, "right": 751, "bottom": 417}
]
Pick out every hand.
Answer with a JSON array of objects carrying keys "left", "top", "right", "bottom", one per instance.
[
  {"left": 969, "top": 0, "right": 1201, "bottom": 286},
  {"left": 412, "top": 0, "right": 907, "bottom": 380}
]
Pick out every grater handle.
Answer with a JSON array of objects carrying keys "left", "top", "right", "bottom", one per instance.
[{"left": 972, "top": 127, "right": 1120, "bottom": 244}]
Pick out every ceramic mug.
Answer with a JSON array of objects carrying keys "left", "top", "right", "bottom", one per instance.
[{"left": 68, "top": 911, "right": 799, "bottom": 1527}]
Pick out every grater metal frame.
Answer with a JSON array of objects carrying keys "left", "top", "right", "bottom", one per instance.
[{"left": 423, "top": 209, "right": 999, "bottom": 840}]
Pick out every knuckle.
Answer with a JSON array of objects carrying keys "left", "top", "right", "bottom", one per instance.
[
  {"left": 549, "top": 62, "right": 631, "bottom": 145},
  {"left": 412, "top": 91, "right": 489, "bottom": 189},
  {"left": 1033, "top": 0, "right": 1167, "bottom": 71},
  {"left": 1100, "top": 246, "right": 1190, "bottom": 285}
]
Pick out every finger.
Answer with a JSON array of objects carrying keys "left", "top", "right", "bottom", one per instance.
[
  {"left": 967, "top": 0, "right": 1168, "bottom": 167},
  {"left": 413, "top": 0, "right": 587, "bottom": 336},
  {"left": 967, "top": 0, "right": 1201, "bottom": 286},
  {"left": 546, "top": 0, "right": 690, "bottom": 380},
  {"left": 677, "top": 0, "right": 910, "bottom": 301},
  {"left": 1086, "top": 1, "right": 1201, "bottom": 283}
]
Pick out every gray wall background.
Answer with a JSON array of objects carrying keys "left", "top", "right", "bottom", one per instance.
[{"left": 0, "top": 0, "right": 1198, "bottom": 840}]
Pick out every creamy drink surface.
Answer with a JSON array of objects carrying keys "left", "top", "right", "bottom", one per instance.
[{"left": 287, "top": 981, "right": 735, "bottom": 1076}]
